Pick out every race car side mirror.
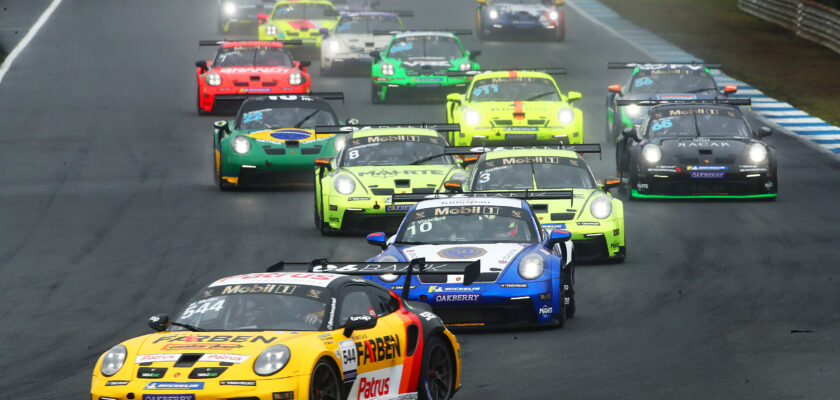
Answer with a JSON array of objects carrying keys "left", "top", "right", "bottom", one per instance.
[
  {"left": 344, "top": 314, "right": 378, "bottom": 337},
  {"left": 723, "top": 85, "right": 738, "bottom": 95},
  {"left": 446, "top": 92, "right": 463, "bottom": 105},
  {"left": 757, "top": 127, "right": 772, "bottom": 138},
  {"left": 469, "top": 50, "right": 482, "bottom": 60},
  {"left": 257, "top": 13, "right": 268, "bottom": 25},
  {"left": 370, "top": 50, "right": 381, "bottom": 62},
  {"left": 462, "top": 155, "right": 479, "bottom": 167},
  {"left": 548, "top": 229, "right": 571, "bottom": 248},
  {"left": 297, "top": 60, "right": 312, "bottom": 69},
  {"left": 444, "top": 181, "right": 463, "bottom": 193},
  {"left": 214, "top": 120, "right": 231, "bottom": 135},
  {"left": 477, "top": 0, "right": 486, "bottom": 3},
  {"left": 314, "top": 157, "right": 333, "bottom": 171},
  {"left": 608, "top": 84, "right": 622, "bottom": 94},
  {"left": 148, "top": 314, "right": 170, "bottom": 332},
  {"left": 195, "top": 60, "right": 209, "bottom": 73},
  {"left": 366, "top": 232, "right": 388, "bottom": 249},
  {"left": 319, "top": 28, "right": 329, "bottom": 37},
  {"left": 603, "top": 177, "right": 621, "bottom": 192},
  {"left": 621, "top": 127, "right": 638, "bottom": 141},
  {"left": 567, "top": 91, "right": 582, "bottom": 102}
]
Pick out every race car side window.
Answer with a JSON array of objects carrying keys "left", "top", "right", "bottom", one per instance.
[
  {"left": 337, "top": 285, "right": 377, "bottom": 327},
  {"left": 364, "top": 285, "right": 400, "bottom": 317}
]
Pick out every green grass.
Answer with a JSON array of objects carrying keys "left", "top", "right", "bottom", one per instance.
[{"left": 599, "top": 0, "right": 840, "bottom": 126}]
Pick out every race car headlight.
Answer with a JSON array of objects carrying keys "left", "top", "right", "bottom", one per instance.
[
  {"left": 223, "top": 2, "right": 237, "bottom": 16},
  {"left": 332, "top": 135, "right": 347, "bottom": 152},
  {"left": 623, "top": 104, "right": 643, "bottom": 118},
  {"left": 206, "top": 73, "right": 222, "bottom": 87},
  {"left": 518, "top": 253, "right": 544, "bottom": 280},
  {"left": 254, "top": 344, "right": 291, "bottom": 376},
  {"left": 748, "top": 143, "right": 768, "bottom": 163},
  {"left": 100, "top": 345, "right": 127, "bottom": 377},
  {"left": 289, "top": 72, "right": 303, "bottom": 85},
  {"left": 557, "top": 107, "right": 574, "bottom": 125},
  {"left": 464, "top": 109, "right": 481, "bottom": 126},
  {"left": 641, "top": 144, "right": 662, "bottom": 164},
  {"left": 232, "top": 136, "right": 252, "bottom": 154},
  {"left": 266, "top": 25, "right": 277, "bottom": 36},
  {"left": 549, "top": 10, "right": 559, "bottom": 20},
  {"left": 459, "top": 62, "right": 472, "bottom": 71},
  {"left": 381, "top": 63, "right": 395, "bottom": 76},
  {"left": 590, "top": 196, "right": 612, "bottom": 219},
  {"left": 334, "top": 174, "right": 356, "bottom": 195},
  {"left": 328, "top": 39, "right": 341, "bottom": 53},
  {"left": 375, "top": 256, "right": 400, "bottom": 282},
  {"left": 489, "top": 9, "right": 498, "bottom": 19}
]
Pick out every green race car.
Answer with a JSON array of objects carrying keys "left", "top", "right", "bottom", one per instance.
[
  {"left": 370, "top": 30, "right": 481, "bottom": 103},
  {"left": 452, "top": 144, "right": 626, "bottom": 262},
  {"left": 445, "top": 68, "right": 583, "bottom": 146},
  {"left": 257, "top": 0, "right": 340, "bottom": 46},
  {"left": 312, "top": 124, "right": 468, "bottom": 234},
  {"left": 214, "top": 93, "right": 352, "bottom": 189}
]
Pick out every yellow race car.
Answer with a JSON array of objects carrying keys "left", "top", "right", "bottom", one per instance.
[
  {"left": 90, "top": 259, "right": 476, "bottom": 400},
  {"left": 258, "top": 0, "right": 340, "bottom": 47}
]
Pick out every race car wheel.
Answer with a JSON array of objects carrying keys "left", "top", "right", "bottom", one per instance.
[
  {"left": 563, "top": 262, "right": 576, "bottom": 319},
  {"left": 197, "top": 91, "right": 209, "bottom": 116},
  {"left": 309, "top": 359, "right": 341, "bottom": 400},
  {"left": 371, "top": 84, "right": 384, "bottom": 104},
  {"left": 612, "top": 246, "right": 627, "bottom": 263},
  {"left": 554, "top": 295, "right": 567, "bottom": 328},
  {"left": 419, "top": 336, "right": 455, "bottom": 400}
]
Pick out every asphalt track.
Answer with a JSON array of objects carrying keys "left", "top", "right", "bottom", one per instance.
[{"left": 0, "top": 1, "right": 839, "bottom": 399}]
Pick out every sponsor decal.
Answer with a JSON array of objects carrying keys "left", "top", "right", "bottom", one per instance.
[
  {"left": 143, "top": 382, "right": 204, "bottom": 390},
  {"left": 240, "top": 88, "right": 273, "bottom": 93},
  {"left": 504, "top": 126, "right": 539, "bottom": 131},
  {"left": 138, "top": 367, "right": 167, "bottom": 378},
  {"left": 356, "top": 169, "right": 444, "bottom": 177},
  {"left": 427, "top": 285, "right": 481, "bottom": 293},
  {"left": 220, "top": 381, "right": 256, "bottom": 386},
  {"left": 636, "top": 183, "right": 649, "bottom": 189},
  {"left": 220, "top": 284, "right": 297, "bottom": 295},
  {"left": 385, "top": 204, "right": 412, "bottom": 212},
  {"left": 434, "top": 294, "right": 481, "bottom": 303},
  {"left": 269, "top": 129, "right": 312, "bottom": 141},
  {"left": 500, "top": 283, "right": 528, "bottom": 288},
  {"left": 433, "top": 206, "right": 500, "bottom": 216},
  {"left": 219, "top": 67, "right": 290, "bottom": 74},
  {"left": 136, "top": 354, "right": 181, "bottom": 363},
  {"left": 538, "top": 305, "right": 553, "bottom": 317},
  {"left": 398, "top": 393, "right": 419, "bottom": 400},
  {"left": 142, "top": 396, "right": 195, "bottom": 400},
  {"left": 677, "top": 141, "right": 731, "bottom": 147},
  {"left": 153, "top": 334, "right": 276, "bottom": 345},
  {"left": 355, "top": 335, "right": 401, "bottom": 365},
  {"left": 349, "top": 197, "right": 370, "bottom": 201},
  {"left": 339, "top": 339, "right": 358, "bottom": 382},
  {"left": 539, "top": 292, "right": 552, "bottom": 300},
  {"left": 690, "top": 171, "right": 726, "bottom": 179},
  {"left": 161, "top": 344, "right": 243, "bottom": 351},
  {"left": 686, "top": 165, "right": 728, "bottom": 171},
  {"left": 327, "top": 297, "right": 337, "bottom": 330},
  {"left": 390, "top": 285, "right": 416, "bottom": 290},
  {"left": 358, "top": 376, "right": 391, "bottom": 400},
  {"left": 542, "top": 223, "right": 566, "bottom": 230},
  {"left": 189, "top": 367, "right": 226, "bottom": 378},
  {"left": 210, "top": 272, "right": 340, "bottom": 287},
  {"left": 576, "top": 222, "right": 600, "bottom": 226},
  {"left": 105, "top": 381, "right": 130, "bottom": 386},
  {"left": 198, "top": 354, "right": 250, "bottom": 364},
  {"left": 437, "top": 246, "right": 487, "bottom": 259},
  {"left": 418, "top": 311, "right": 439, "bottom": 321},
  {"left": 402, "top": 60, "right": 451, "bottom": 67}
]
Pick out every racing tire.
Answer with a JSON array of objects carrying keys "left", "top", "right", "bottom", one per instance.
[
  {"left": 564, "top": 262, "right": 576, "bottom": 319},
  {"left": 197, "top": 91, "right": 209, "bottom": 116},
  {"left": 611, "top": 246, "right": 627, "bottom": 264},
  {"left": 371, "top": 84, "right": 384, "bottom": 104},
  {"left": 309, "top": 359, "right": 341, "bottom": 400},
  {"left": 554, "top": 295, "right": 567, "bottom": 328},
  {"left": 418, "top": 336, "right": 456, "bottom": 400}
]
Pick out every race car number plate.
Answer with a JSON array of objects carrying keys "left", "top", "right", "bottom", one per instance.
[
  {"left": 143, "top": 395, "right": 195, "bottom": 400},
  {"left": 385, "top": 204, "right": 412, "bottom": 212}
]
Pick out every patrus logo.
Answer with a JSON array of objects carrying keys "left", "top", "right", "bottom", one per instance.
[{"left": 437, "top": 246, "right": 487, "bottom": 259}]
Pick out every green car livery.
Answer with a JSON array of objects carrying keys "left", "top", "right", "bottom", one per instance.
[
  {"left": 213, "top": 93, "right": 349, "bottom": 189},
  {"left": 370, "top": 30, "right": 481, "bottom": 103},
  {"left": 313, "top": 124, "right": 467, "bottom": 234},
  {"left": 445, "top": 69, "right": 583, "bottom": 146}
]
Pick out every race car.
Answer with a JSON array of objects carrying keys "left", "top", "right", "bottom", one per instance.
[
  {"left": 91, "top": 262, "right": 468, "bottom": 400},
  {"left": 214, "top": 93, "right": 352, "bottom": 189},
  {"left": 363, "top": 193, "right": 577, "bottom": 328},
  {"left": 217, "top": 0, "right": 275, "bottom": 33},
  {"left": 451, "top": 144, "right": 625, "bottom": 262},
  {"left": 616, "top": 99, "right": 778, "bottom": 199},
  {"left": 196, "top": 40, "right": 311, "bottom": 115},
  {"left": 606, "top": 62, "right": 739, "bottom": 142},
  {"left": 313, "top": 124, "right": 468, "bottom": 234},
  {"left": 444, "top": 69, "right": 583, "bottom": 146},
  {"left": 370, "top": 31, "right": 481, "bottom": 103},
  {"left": 257, "top": 0, "right": 340, "bottom": 47},
  {"left": 475, "top": 0, "right": 566, "bottom": 41},
  {"left": 320, "top": 11, "right": 411, "bottom": 76}
]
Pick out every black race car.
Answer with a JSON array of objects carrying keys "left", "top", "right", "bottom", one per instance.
[{"left": 615, "top": 99, "right": 778, "bottom": 200}]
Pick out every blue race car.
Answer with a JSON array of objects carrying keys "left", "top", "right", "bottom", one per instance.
[
  {"left": 475, "top": 0, "right": 566, "bottom": 41},
  {"left": 363, "top": 192, "right": 576, "bottom": 329}
]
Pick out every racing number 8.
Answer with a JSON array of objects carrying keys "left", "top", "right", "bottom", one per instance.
[{"left": 349, "top": 150, "right": 359, "bottom": 159}]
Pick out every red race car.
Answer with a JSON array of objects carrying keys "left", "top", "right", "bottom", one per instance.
[{"left": 195, "top": 40, "right": 312, "bottom": 114}]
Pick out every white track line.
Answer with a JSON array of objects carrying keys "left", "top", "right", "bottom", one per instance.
[{"left": 0, "top": 0, "right": 65, "bottom": 84}]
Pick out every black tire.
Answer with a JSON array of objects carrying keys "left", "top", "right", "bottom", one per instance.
[
  {"left": 314, "top": 177, "right": 324, "bottom": 230},
  {"left": 309, "top": 359, "right": 341, "bottom": 400},
  {"left": 418, "top": 336, "right": 456, "bottom": 400},
  {"left": 197, "top": 90, "right": 209, "bottom": 116},
  {"left": 371, "top": 84, "right": 384, "bottom": 104},
  {"left": 554, "top": 292, "right": 567, "bottom": 328},
  {"left": 611, "top": 246, "right": 627, "bottom": 263},
  {"left": 564, "top": 262, "right": 576, "bottom": 319}
]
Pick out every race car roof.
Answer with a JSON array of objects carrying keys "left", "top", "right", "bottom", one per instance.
[
  {"left": 414, "top": 197, "right": 524, "bottom": 210},
  {"left": 209, "top": 272, "right": 345, "bottom": 288},
  {"left": 351, "top": 127, "right": 442, "bottom": 138},
  {"left": 483, "top": 148, "right": 581, "bottom": 160}
]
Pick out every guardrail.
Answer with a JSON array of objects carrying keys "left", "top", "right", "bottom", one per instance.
[{"left": 739, "top": 0, "right": 840, "bottom": 54}]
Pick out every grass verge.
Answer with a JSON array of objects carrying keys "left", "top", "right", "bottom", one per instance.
[{"left": 598, "top": 0, "right": 840, "bottom": 126}]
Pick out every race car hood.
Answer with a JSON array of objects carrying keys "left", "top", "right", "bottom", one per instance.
[
  {"left": 244, "top": 128, "right": 327, "bottom": 145},
  {"left": 654, "top": 137, "right": 751, "bottom": 161},
  {"left": 278, "top": 18, "right": 337, "bottom": 32},
  {"left": 129, "top": 331, "right": 320, "bottom": 379},
  {"left": 398, "top": 243, "right": 529, "bottom": 280},
  {"left": 343, "top": 165, "right": 456, "bottom": 191},
  {"left": 619, "top": 92, "right": 723, "bottom": 124},
  {"left": 214, "top": 66, "right": 298, "bottom": 81},
  {"left": 398, "top": 58, "right": 454, "bottom": 74},
  {"left": 470, "top": 101, "right": 567, "bottom": 124},
  {"left": 335, "top": 33, "right": 390, "bottom": 52}
]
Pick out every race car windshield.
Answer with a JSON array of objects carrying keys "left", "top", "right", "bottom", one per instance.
[
  {"left": 646, "top": 109, "right": 751, "bottom": 139},
  {"left": 273, "top": 4, "right": 336, "bottom": 19},
  {"left": 236, "top": 107, "right": 338, "bottom": 130},
  {"left": 396, "top": 206, "right": 537, "bottom": 244},
  {"left": 473, "top": 157, "right": 596, "bottom": 190},
  {"left": 469, "top": 78, "right": 560, "bottom": 102},
  {"left": 214, "top": 47, "right": 294, "bottom": 67},
  {"left": 497, "top": 0, "right": 547, "bottom": 4},
  {"left": 172, "top": 284, "right": 330, "bottom": 331},
  {"left": 387, "top": 36, "right": 463, "bottom": 60},
  {"left": 629, "top": 70, "right": 718, "bottom": 94},
  {"left": 339, "top": 135, "right": 453, "bottom": 167},
  {"left": 336, "top": 16, "right": 401, "bottom": 34}
]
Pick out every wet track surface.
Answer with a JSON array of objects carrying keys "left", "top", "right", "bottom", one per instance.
[{"left": 0, "top": 0, "right": 839, "bottom": 398}]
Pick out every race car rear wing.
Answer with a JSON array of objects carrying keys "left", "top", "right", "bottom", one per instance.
[
  {"left": 616, "top": 98, "right": 751, "bottom": 107},
  {"left": 443, "top": 143, "right": 601, "bottom": 156},
  {"left": 607, "top": 61, "right": 722, "bottom": 69},
  {"left": 314, "top": 123, "right": 460, "bottom": 135},
  {"left": 267, "top": 257, "right": 481, "bottom": 299},
  {"left": 375, "top": 10, "right": 415, "bottom": 17},
  {"left": 392, "top": 190, "right": 573, "bottom": 202},
  {"left": 373, "top": 29, "right": 473, "bottom": 36},
  {"left": 446, "top": 67, "right": 566, "bottom": 77},
  {"left": 199, "top": 39, "right": 304, "bottom": 47}
]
